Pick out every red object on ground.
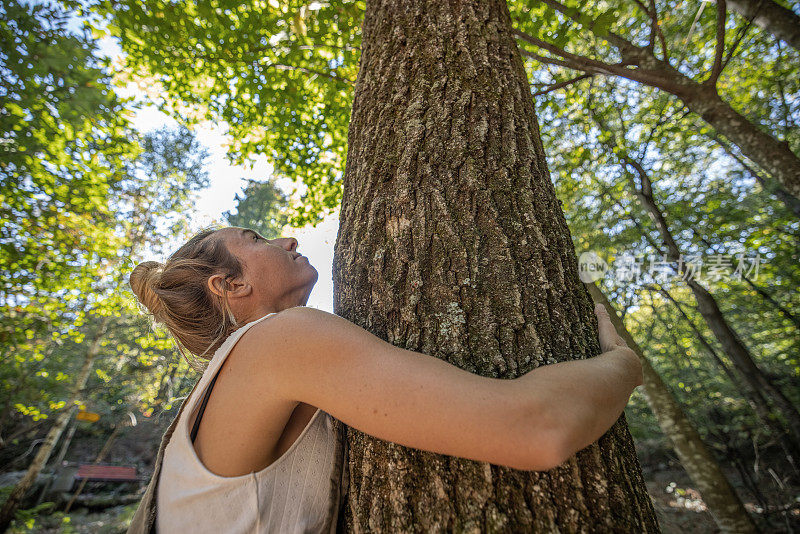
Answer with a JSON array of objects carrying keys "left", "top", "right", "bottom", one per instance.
[{"left": 75, "top": 464, "right": 137, "bottom": 482}]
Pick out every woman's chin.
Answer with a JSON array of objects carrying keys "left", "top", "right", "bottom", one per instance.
[{"left": 305, "top": 266, "right": 319, "bottom": 286}]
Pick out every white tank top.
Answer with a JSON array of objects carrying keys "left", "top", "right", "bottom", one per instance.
[{"left": 156, "top": 312, "right": 346, "bottom": 533}]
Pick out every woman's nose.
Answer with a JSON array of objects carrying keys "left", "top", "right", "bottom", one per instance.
[
  {"left": 280, "top": 237, "right": 298, "bottom": 251},
  {"left": 269, "top": 237, "right": 298, "bottom": 251}
]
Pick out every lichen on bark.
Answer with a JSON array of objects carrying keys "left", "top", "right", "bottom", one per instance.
[{"left": 333, "top": 0, "right": 661, "bottom": 531}]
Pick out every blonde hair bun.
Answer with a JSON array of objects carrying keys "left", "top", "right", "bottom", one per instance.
[
  {"left": 130, "top": 261, "right": 165, "bottom": 316},
  {"left": 127, "top": 228, "right": 243, "bottom": 361}
]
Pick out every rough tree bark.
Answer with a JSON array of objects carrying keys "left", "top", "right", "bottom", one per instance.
[
  {"left": 332, "top": 0, "right": 660, "bottom": 531},
  {"left": 587, "top": 283, "right": 757, "bottom": 533},
  {"left": 725, "top": 0, "right": 800, "bottom": 52},
  {"left": 0, "top": 317, "right": 108, "bottom": 531}
]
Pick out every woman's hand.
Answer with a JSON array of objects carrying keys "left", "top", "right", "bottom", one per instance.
[
  {"left": 594, "top": 303, "right": 643, "bottom": 388},
  {"left": 508, "top": 303, "right": 646, "bottom": 466}
]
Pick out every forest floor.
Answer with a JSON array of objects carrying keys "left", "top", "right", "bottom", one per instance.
[
  {"left": 643, "top": 458, "right": 799, "bottom": 533},
  {"left": 10, "top": 464, "right": 798, "bottom": 533},
  {"left": 4, "top": 418, "right": 798, "bottom": 533}
]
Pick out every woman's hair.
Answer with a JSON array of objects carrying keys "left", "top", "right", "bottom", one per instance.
[{"left": 129, "top": 228, "right": 243, "bottom": 368}]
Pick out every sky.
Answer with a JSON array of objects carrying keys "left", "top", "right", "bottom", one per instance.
[{"left": 98, "top": 35, "right": 339, "bottom": 313}]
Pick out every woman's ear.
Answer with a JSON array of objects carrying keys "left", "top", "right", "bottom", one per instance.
[{"left": 207, "top": 274, "right": 253, "bottom": 299}]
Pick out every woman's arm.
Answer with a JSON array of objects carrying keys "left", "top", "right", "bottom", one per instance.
[
  {"left": 236, "top": 303, "right": 641, "bottom": 472},
  {"left": 512, "top": 345, "right": 642, "bottom": 466},
  {"left": 519, "top": 304, "right": 643, "bottom": 464}
]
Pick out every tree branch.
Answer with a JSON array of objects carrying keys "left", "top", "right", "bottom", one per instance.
[
  {"left": 648, "top": 0, "right": 670, "bottom": 61},
  {"left": 531, "top": 74, "right": 593, "bottom": 96},
  {"left": 630, "top": 0, "right": 666, "bottom": 59},
  {"left": 536, "top": 0, "right": 638, "bottom": 51},
  {"left": 518, "top": 47, "right": 585, "bottom": 72},
  {"left": 721, "top": 16, "right": 754, "bottom": 73},
  {"left": 707, "top": 0, "right": 727, "bottom": 86},
  {"left": 167, "top": 42, "right": 356, "bottom": 85},
  {"left": 513, "top": 27, "right": 684, "bottom": 93}
]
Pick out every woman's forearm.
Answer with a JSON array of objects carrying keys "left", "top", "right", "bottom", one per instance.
[{"left": 515, "top": 348, "right": 641, "bottom": 467}]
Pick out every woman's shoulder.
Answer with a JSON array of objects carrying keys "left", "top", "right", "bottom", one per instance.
[
  {"left": 221, "top": 307, "right": 334, "bottom": 397},
  {"left": 242, "top": 306, "right": 343, "bottom": 349},
  {"left": 186, "top": 313, "right": 304, "bottom": 477},
  {"left": 231, "top": 306, "right": 370, "bottom": 403},
  {"left": 251, "top": 305, "right": 332, "bottom": 327},
  {"left": 267, "top": 305, "right": 334, "bottom": 322}
]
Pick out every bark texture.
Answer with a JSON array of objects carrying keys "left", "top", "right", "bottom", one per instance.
[
  {"left": 333, "top": 1, "right": 660, "bottom": 531},
  {"left": 726, "top": 0, "right": 800, "bottom": 52},
  {"left": 587, "top": 283, "right": 757, "bottom": 533}
]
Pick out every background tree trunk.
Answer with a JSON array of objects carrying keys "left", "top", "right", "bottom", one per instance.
[
  {"left": 64, "top": 417, "right": 128, "bottom": 513},
  {"left": 587, "top": 283, "right": 757, "bottom": 533},
  {"left": 0, "top": 318, "right": 108, "bottom": 532},
  {"left": 654, "top": 286, "right": 800, "bottom": 473},
  {"left": 613, "top": 153, "right": 800, "bottom": 455},
  {"left": 677, "top": 85, "right": 800, "bottom": 201},
  {"left": 333, "top": 0, "right": 660, "bottom": 530},
  {"left": 725, "top": 0, "right": 800, "bottom": 52}
]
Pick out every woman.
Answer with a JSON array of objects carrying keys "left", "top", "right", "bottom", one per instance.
[{"left": 126, "top": 226, "right": 643, "bottom": 534}]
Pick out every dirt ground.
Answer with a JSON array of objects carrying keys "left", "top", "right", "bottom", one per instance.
[{"left": 646, "top": 467, "right": 799, "bottom": 533}]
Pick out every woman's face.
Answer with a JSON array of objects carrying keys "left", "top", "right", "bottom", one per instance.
[{"left": 216, "top": 226, "right": 318, "bottom": 312}]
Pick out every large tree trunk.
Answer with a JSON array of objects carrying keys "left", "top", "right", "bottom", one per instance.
[
  {"left": 333, "top": 0, "right": 660, "bottom": 531},
  {"left": 587, "top": 283, "right": 757, "bottom": 533},
  {"left": 0, "top": 318, "right": 108, "bottom": 531},
  {"left": 725, "top": 0, "right": 800, "bottom": 52}
]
